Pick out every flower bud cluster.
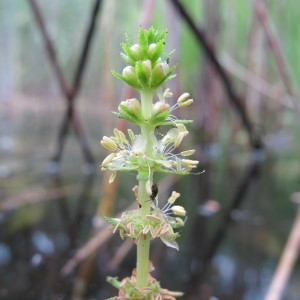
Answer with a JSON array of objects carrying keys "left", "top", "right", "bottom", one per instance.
[
  {"left": 115, "top": 97, "right": 171, "bottom": 127},
  {"left": 112, "top": 27, "right": 176, "bottom": 90}
]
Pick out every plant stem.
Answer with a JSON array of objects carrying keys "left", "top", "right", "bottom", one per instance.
[
  {"left": 136, "top": 176, "right": 151, "bottom": 287},
  {"left": 140, "top": 90, "right": 153, "bottom": 120},
  {"left": 136, "top": 90, "right": 154, "bottom": 288}
]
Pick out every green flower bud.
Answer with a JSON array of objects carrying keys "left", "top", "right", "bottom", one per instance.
[
  {"left": 130, "top": 44, "right": 144, "bottom": 61},
  {"left": 118, "top": 98, "right": 142, "bottom": 124},
  {"left": 149, "top": 102, "right": 170, "bottom": 125},
  {"left": 122, "top": 66, "right": 138, "bottom": 85},
  {"left": 147, "top": 41, "right": 164, "bottom": 63},
  {"left": 135, "top": 60, "right": 152, "bottom": 88},
  {"left": 149, "top": 61, "right": 169, "bottom": 88},
  {"left": 147, "top": 43, "right": 157, "bottom": 57},
  {"left": 112, "top": 68, "right": 141, "bottom": 89}
]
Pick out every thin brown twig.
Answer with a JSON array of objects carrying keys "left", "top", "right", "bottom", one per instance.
[
  {"left": 265, "top": 206, "right": 300, "bottom": 300},
  {"left": 252, "top": 0, "right": 299, "bottom": 113},
  {"left": 27, "top": 0, "right": 71, "bottom": 97},
  {"left": 28, "top": 0, "right": 101, "bottom": 165},
  {"left": 107, "top": 239, "right": 135, "bottom": 271},
  {"left": 52, "top": 0, "right": 102, "bottom": 165},
  {"left": 0, "top": 185, "right": 74, "bottom": 211},
  {"left": 220, "top": 53, "right": 295, "bottom": 110},
  {"left": 61, "top": 202, "right": 136, "bottom": 276},
  {"left": 169, "top": 0, "right": 262, "bottom": 149}
]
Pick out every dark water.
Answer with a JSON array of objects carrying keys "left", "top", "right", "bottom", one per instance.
[{"left": 1, "top": 96, "right": 300, "bottom": 300}]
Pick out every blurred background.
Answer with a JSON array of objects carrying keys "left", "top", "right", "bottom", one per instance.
[{"left": 1, "top": 0, "right": 300, "bottom": 299}]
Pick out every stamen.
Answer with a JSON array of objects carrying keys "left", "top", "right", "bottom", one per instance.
[
  {"left": 171, "top": 205, "right": 186, "bottom": 216},
  {"left": 127, "top": 129, "right": 136, "bottom": 143},
  {"left": 163, "top": 88, "right": 173, "bottom": 98},
  {"left": 180, "top": 149, "right": 195, "bottom": 157},
  {"left": 177, "top": 93, "right": 193, "bottom": 107},
  {"left": 101, "top": 136, "right": 118, "bottom": 151},
  {"left": 101, "top": 153, "right": 116, "bottom": 166},
  {"left": 168, "top": 191, "right": 180, "bottom": 204},
  {"left": 109, "top": 171, "right": 117, "bottom": 183}
]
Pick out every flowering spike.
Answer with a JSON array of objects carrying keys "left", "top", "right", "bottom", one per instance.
[{"left": 101, "top": 27, "right": 200, "bottom": 298}]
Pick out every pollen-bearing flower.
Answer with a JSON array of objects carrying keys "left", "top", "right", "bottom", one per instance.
[
  {"left": 100, "top": 123, "right": 199, "bottom": 182},
  {"left": 107, "top": 266, "right": 184, "bottom": 300},
  {"left": 104, "top": 189, "right": 186, "bottom": 251}
]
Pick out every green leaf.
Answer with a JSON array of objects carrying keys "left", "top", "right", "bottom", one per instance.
[
  {"left": 164, "top": 49, "right": 176, "bottom": 62},
  {"left": 121, "top": 43, "right": 136, "bottom": 62},
  {"left": 157, "top": 119, "right": 193, "bottom": 126},
  {"left": 138, "top": 28, "right": 148, "bottom": 49},
  {"left": 111, "top": 111, "right": 141, "bottom": 125},
  {"left": 107, "top": 276, "right": 121, "bottom": 289},
  {"left": 103, "top": 216, "right": 120, "bottom": 227},
  {"left": 119, "top": 103, "right": 142, "bottom": 124},
  {"left": 111, "top": 70, "right": 141, "bottom": 90},
  {"left": 148, "top": 40, "right": 165, "bottom": 63},
  {"left": 135, "top": 61, "right": 150, "bottom": 88},
  {"left": 120, "top": 53, "right": 134, "bottom": 66}
]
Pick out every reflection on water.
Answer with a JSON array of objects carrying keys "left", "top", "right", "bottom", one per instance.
[
  {"left": 31, "top": 231, "right": 55, "bottom": 255},
  {"left": 1, "top": 97, "right": 300, "bottom": 300},
  {"left": 0, "top": 243, "right": 11, "bottom": 266}
]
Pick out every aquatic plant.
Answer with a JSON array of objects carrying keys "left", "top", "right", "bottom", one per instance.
[{"left": 101, "top": 27, "right": 198, "bottom": 299}]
